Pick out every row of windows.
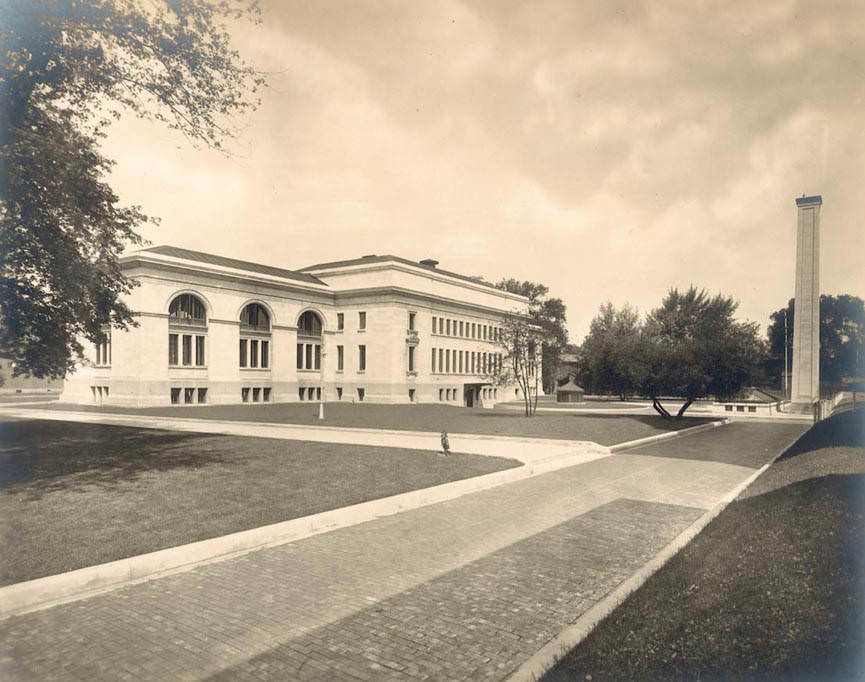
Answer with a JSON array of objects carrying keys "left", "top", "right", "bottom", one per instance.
[
  {"left": 242, "top": 386, "right": 271, "bottom": 403},
  {"left": 431, "top": 348, "right": 502, "bottom": 375},
  {"left": 333, "top": 345, "right": 367, "bottom": 372},
  {"left": 335, "top": 311, "right": 366, "bottom": 332},
  {"left": 90, "top": 385, "right": 109, "bottom": 401},
  {"left": 95, "top": 339, "right": 111, "bottom": 367},
  {"left": 170, "top": 387, "right": 208, "bottom": 404},
  {"left": 239, "top": 339, "right": 270, "bottom": 368},
  {"left": 438, "top": 387, "right": 499, "bottom": 402},
  {"left": 169, "top": 334, "right": 206, "bottom": 367},
  {"left": 432, "top": 316, "right": 500, "bottom": 342}
]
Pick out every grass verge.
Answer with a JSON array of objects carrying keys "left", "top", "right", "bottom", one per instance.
[
  {"left": 0, "top": 418, "right": 518, "bottom": 585},
  {"left": 544, "top": 408, "right": 865, "bottom": 682},
  {"left": 15, "top": 402, "right": 710, "bottom": 446}
]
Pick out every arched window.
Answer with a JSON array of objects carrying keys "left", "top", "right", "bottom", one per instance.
[
  {"left": 240, "top": 303, "right": 271, "bottom": 369},
  {"left": 296, "top": 311, "right": 323, "bottom": 371},
  {"left": 297, "top": 310, "right": 322, "bottom": 337},
  {"left": 168, "top": 293, "right": 207, "bottom": 368}
]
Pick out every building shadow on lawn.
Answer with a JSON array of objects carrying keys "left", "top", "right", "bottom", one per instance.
[
  {"left": 779, "top": 408, "right": 864, "bottom": 460},
  {"left": 0, "top": 419, "right": 231, "bottom": 496}
]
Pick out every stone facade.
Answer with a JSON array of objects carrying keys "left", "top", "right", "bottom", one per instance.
[{"left": 60, "top": 247, "right": 532, "bottom": 407}]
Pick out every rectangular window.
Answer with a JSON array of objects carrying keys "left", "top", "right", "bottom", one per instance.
[
  {"left": 314, "top": 344, "right": 321, "bottom": 370},
  {"left": 409, "top": 388, "right": 415, "bottom": 402},
  {"left": 458, "top": 350, "right": 463, "bottom": 373},
  {"left": 337, "top": 345, "right": 344, "bottom": 371},
  {"left": 298, "top": 387, "right": 304, "bottom": 401},
  {"left": 438, "top": 318, "right": 444, "bottom": 334},
  {"left": 408, "top": 346, "right": 415, "bottom": 372},
  {"left": 195, "top": 336, "right": 205, "bottom": 366},
  {"left": 359, "top": 311, "right": 366, "bottom": 330},
  {"left": 95, "top": 344, "right": 101, "bottom": 366},
  {"left": 297, "top": 343, "right": 303, "bottom": 369},
  {"left": 336, "top": 387, "right": 343, "bottom": 400},
  {"left": 252, "top": 387, "right": 261, "bottom": 402},
  {"left": 261, "top": 341, "right": 269, "bottom": 368},
  {"left": 308, "top": 387, "right": 315, "bottom": 401},
  {"left": 445, "top": 349, "right": 450, "bottom": 373},
  {"left": 431, "top": 348, "right": 437, "bottom": 373},
  {"left": 357, "top": 388, "right": 365, "bottom": 401},
  {"left": 408, "top": 312, "right": 416, "bottom": 331},
  {"left": 432, "top": 316, "right": 437, "bottom": 333},
  {"left": 305, "top": 343, "right": 312, "bottom": 369},
  {"left": 242, "top": 387, "right": 250, "bottom": 402},
  {"left": 358, "top": 345, "right": 366, "bottom": 371},
  {"left": 439, "top": 348, "right": 443, "bottom": 373},
  {"left": 459, "top": 321, "right": 464, "bottom": 337},
  {"left": 446, "top": 319, "right": 451, "bottom": 336},
  {"left": 240, "top": 339, "right": 247, "bottom": 368},
  {"left": 439, "top": 388, "right": 444, "bottom": 401},
  {"left": 250, "top": 339, "right": 259, "bottom": 368},
  {"left": 171, "top": 387, "right": 181, "bottom": 404},
  {"left": 182, "top": 335, "right": 192, "bottom": 366},
  {"left": 169, "top": 334, "right": 179, "bottom": 366},
  {"left": 263, "top": 387, "right": 271, "bottom": 402},
  {"left": 184, "top": 388, "right": 194, "bottom": 404},
  {"left": 316, "top": 387, "right": 321, "bottom": 401},
  {"left": 197, "top": 388, "right": 207, "bottom": 404},
  {"left": 471, "top": 323, "right": 476, "bottom": 338},
  {"left": 337, "top": 313, "right": 344, "bottom": 330}
]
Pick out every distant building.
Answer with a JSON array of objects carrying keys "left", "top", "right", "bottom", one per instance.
[
  {"left": 0, "top": 357, "right": 63, "bottom": 393},
  {"left": 555, "top": 375, "right": 585, "bottom": 403},
  {"left": 61, "top": 246, "right": 535, "bottom": 408}
]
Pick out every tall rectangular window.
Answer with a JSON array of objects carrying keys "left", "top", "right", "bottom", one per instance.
[
  {"left": 195, "top": 336, "right": 205, "bottom": 366},
  {"left": 408, "top": 312, "right": 416, "bottom": 330},
  {"left": 296, "top": 343, "right": 303, "bottom": 369},
  {"left": 358, "top": 345, "right": 366, "bottom": 371},
  {"left": 261, "top": 341, "right": 269, "bottom": 368},
  {"left": 471, "top": 323, "right": 476, "bottom": 338},
  {"left": 314, "top": 344, "right": 321, "bottom": 370},
  {"left": 358, "top": 311, "right": 366, "bottom": 330},
  {"left": 445, "top": 349, "right": 450, "bottom": 373},
  {"left": 459, "top": 321, "right": 464, "bottom": 337},
  {"left": 305, "top": 344, "right": 312, "bottom": 369},
  {"left": 337, "top": 345, "right": 344, "bottom": 371},
  {"left": 169, "top": 334, "right": 179, "bottom": 366},
  {"left": 240, "top": 339, "right": 248, "bottom": 368},
  {"left": 408, "top": 346, "right": 415, "bottom": 372},
  {"left": 182, "top": 335, "right": 192, "bottom": 366},
  {"left": 431, "top": 348, "right": 437, "bottom": 373},
  {"left": 250, "top": 339, "right": 259, "bottom": 368},
  {"left": 446, "top": 319, "right": 451, "bottom": 336},
  {"left": 438, "top": 348, "right": 443, "bottom": 372},
  {"left": 432, "top": 316, "right": 437, "bottom": 333},
  {"left": 337, "top": 313, "right": 344, "bottom": 330},
  {"left": 459, "top": 350, "right": 463, "bottom": 373}
]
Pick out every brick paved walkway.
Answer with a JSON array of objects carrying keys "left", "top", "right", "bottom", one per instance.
[{"left": 0, "top": 422, "right": 806, "bottom": 681}]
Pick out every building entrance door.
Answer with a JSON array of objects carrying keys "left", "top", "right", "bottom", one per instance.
[{"left": 464, "top": 384, "right": 480, "bottom": 408}]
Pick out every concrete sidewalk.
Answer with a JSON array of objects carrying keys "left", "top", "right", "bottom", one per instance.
[{"left": 0, "top": 421, "right": 807, "bottom": 681}]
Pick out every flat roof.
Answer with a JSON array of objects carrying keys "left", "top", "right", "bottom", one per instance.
[
  {"left": 132, "top": 246, "right": 326, "bottom": 285},
  {"left": 299, "top": 254, "right": 510, "bottom": 293},
  {"left": 795, "top": 195, "right": 822, "bottom": 206}
]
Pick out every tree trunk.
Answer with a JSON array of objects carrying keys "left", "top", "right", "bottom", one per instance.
[
  {"left": 651, "top": 397, "right": 672, "bottom": 419},
  {"left": 676, "top": 398, "right": 695, "bottom": 419}
]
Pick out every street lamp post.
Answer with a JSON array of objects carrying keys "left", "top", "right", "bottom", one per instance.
[{"left": 319, "top": 337, "right": 326, "bottom": 420}]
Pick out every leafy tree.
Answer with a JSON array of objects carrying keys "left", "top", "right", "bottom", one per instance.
[
  {"left": 486, "top": 313, "right": 548, "bottom": 416},
  {"left": 495, "top": 278, "right": 568, "bottom": 393},
  {"left": 641, "top": 287, "right": 765, "bottom": 418},
  {"left": 0, "top": 0, "right": 264, "bottom": 378},
  {"left": 766, "top": 295, "right": 865, "bottom": 390},
  {"left": 577, "top": 302, "right": 645, "bottom": 399}
]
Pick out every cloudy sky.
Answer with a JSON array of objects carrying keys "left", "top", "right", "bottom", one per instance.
[{"left": 103, "top": 0, "right": 865, "bottom": 341}]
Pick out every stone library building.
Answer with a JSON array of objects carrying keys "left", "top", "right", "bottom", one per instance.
[{"left": 60, "top": 246, "right": 532, "bottom": 408}]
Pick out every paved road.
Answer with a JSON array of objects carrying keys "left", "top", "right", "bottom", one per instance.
[{"left": 0, "top": 421, "right": 808, "bottom": 681}]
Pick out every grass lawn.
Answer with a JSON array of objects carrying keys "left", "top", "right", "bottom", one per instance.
[
  {"left": 544, "top": 408, "right": 865, "bottom": 682},
  {"left": 17, "top": 402, "right": 711, "bottom": 446},
  {"left": 0, "top": 418, "right": 519, "bottom": 586}
]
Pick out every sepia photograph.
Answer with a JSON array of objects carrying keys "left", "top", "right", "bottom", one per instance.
[{"left": 1, "top": 1, "right": 863, "bottom": 680}]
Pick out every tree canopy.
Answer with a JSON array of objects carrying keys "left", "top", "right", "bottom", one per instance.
[
  {"left": 578, "top": 302, "right": 644, "bottom": 399},
  {"left": 0, "top": 0, "right": 264, "bottom": 378},
  {"left": 495, "top": 278, "right": 568, "bottom": 393},
  {"left": 766, "top": 294, "right": 865, "bottom": 390},
  {"left": 486, "top": 312, "right": 548, "bottom": 416}
]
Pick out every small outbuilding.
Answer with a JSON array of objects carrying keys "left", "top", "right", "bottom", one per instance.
[{"left": 556, "top": 376, "right": 585, "bottom": 403}]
